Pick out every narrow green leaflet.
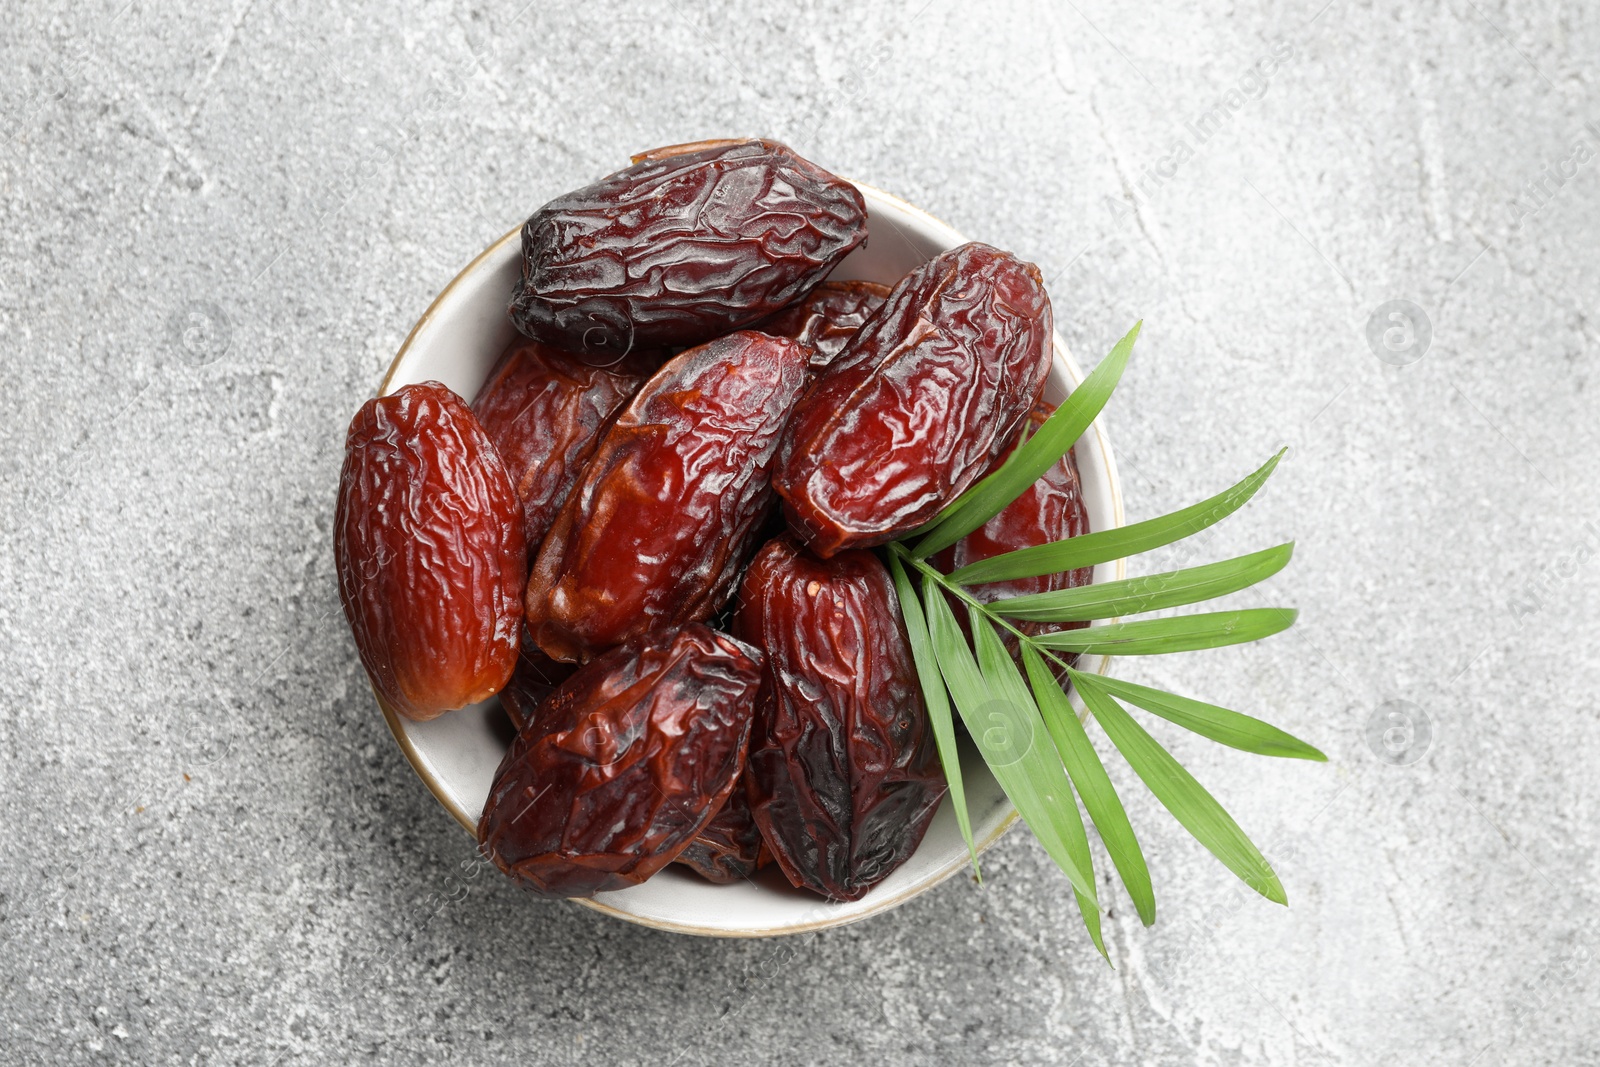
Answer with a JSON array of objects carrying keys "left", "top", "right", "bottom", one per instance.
[
  {"left": 1023, "top": 644, "right": 1156, "bottom": 927},
  {"left": 1055, "top": 780, "right": 1107, "bottom": 960},
  {"left": 988, "top": 543, "right": 1295, "bottom": 623},
  {"left": 887, "top": 551, "right": 980, "bottom": 876},
  {"left": 911, "top": 322, "right": 1141, "bottom": 558},
  {"left": 1081, "top": 673, "right": 1327, "bottom": 762},
  {"left": 969, "top": 610, "right": 1107, "bottom": 958},
  {"left": 1061, "top": 798, "right": 1107, "bottom": 960},
  {"left": 1072, "top": 670, "right": 1286, "bottom": 904},
  {"left": 946, "top": 449, "right": 1287, "bottom": 586},
  {"left": 921, "top": 580, "right": 1099, "bottom": 907},
  {"left": 1030, "top": 609, "right": 1297, "bottom": 656}
]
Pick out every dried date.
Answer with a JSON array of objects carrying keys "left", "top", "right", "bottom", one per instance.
[
  {"left": 753, "top": 279, "right": 891, "bottom": 372},
  {"left": 334, "top": 381, "right": 527, "bottom": 721},
  {"left": 471, "top": 337, "right": 653, "bottom": 553},
  {"left": 477, "top": 624, "right": 762, "bottom": 897},
  {"left": 932, "top": 402, "right": 1092, "bottom": 663},
  {"left": 674, "top": 779, "right": 767, "bottom": 884},
  {"left": 498, "top": 642, "right": 578, "bottom": 733},
  {"left": 509, "top": 139, "right": 868, "bottom": 354},
  {"left": 525, "top": 330, "right": 810, "bottom": 663},
  {"left": 735, "top": 536, "right": 946, "bottom": 901},
  {"left": 774, "top": 242, "right": 1053, "bottom": 556}
]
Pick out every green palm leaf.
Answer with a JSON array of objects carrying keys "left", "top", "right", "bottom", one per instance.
[
  {"left": 875, "top": 317, "right": 1319, "bottom": 951},
  {"left": 887, "top": 551, "right": 979, "bottom": 874},
  {"left": 1030, "top": 609, "right": 1298, "bottom": 655},
  {"left": 1072, "top": 670, "right": 1286, "bottom": 904},
  {"left": 988, "top": 544, "right": 1294, "bottom": 622},
  {"left": 1080, "top": 673, "right": 1326, "bottom": 761},
  {"left": 921, "top": 582, "right": 1099, "bottom": 907},
  {"left": 1023, "top": 645, "right": 1156, "bottom": 927},
  {"left": 945, "top": 450, "right": 1286, "bottom": 586}
]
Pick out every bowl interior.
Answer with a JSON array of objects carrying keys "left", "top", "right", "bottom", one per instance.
[{"left": 376, "top": 183, "right": 1124, "bottom": 936}]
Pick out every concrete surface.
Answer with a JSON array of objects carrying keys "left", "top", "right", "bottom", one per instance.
[{"left": 2, "top": 1, "right": 1598, "bottom": 1063}]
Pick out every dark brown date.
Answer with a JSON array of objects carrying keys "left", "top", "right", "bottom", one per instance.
[
  {"left": 477, "top": 624, "right": 762, "bottom": 897},
  {"left": 674, "top": 779, "right": 767, "bottom": 884},
  {"left": 471, "top": 337, "right": 654, "bottom": 553},
  {"left": 498, "top": 641, "right": 578, "bottom": 733},
  {"left": 735, "top": 536, "right": 946, "bottom": 901},
  {"left": 932, "top": 402, "right": 1092, "bottom": 663},
  {"left": 525, "top": 331, "right": 810, "bottom": 663},
  {"left": 509, "top": 139, "right": 868, "bottom": 354},
  {"left": 753, "top": 279, "right": 891, "bottom": 372},
  {"left": 334, "top": 381, "right": 527, "bottom": 721},
  {"left": 773, "top": 242, "right": 1053, "bottom": 557}
]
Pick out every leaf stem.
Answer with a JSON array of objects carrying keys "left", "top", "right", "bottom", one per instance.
[{"left": 889, "top": 543, "right": 1080, "bottom": 684}]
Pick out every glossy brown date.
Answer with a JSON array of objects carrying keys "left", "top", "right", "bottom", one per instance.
[
  {"left": 334, "top": 381, "right": 527, "bottom": 721},
  {"left": 734, "top": 536, "right": 946, "bottom": 901},
  {"left": 525, "top": 331, "right": 811, "bottom": 664},
  {"left": 498, "top": 642, "right": 578, "bottom": 733},
  {"left": 477, "top": 624, "right": 762, "bottom": 897},
  {"left": 674, "top": 779, "right": 767, "bottom": 884},
  {"left": 471, "top": 337, "right": 654, "bottom": 554},
  {"left": 753, "top": 279, "right": 891, "bottom": 372},
  {"left": 509, "top": 139, "right": 868, "bottom": 354},
  {"left": 933, "top": 402, "right": 1092, "bottom": 660},
  {"left": 773, "top": 242, "right": 1053, "bottom": 557}
]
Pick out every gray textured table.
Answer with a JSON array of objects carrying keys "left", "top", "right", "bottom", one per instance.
[{"left": 3, "top": 1, "right": 1597, "bottom": 1064}]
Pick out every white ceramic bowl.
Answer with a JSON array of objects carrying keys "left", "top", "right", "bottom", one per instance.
[{"left": 374, "top": 182, "right": 1125, "bottom": 936}]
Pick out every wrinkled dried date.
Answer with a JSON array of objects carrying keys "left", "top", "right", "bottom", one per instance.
[
  {"left": 735, "top": 536, "right": 946, "bottom": 901},
  {"left": 334, "top": 381, "right": 527, "bottom": 721},
  {"left": 526, "top": 330, "right": 810, "bottom": 663},
  {"left": 498, "top": 642, "right": 578, "bottom": 733},
  {"left": 471, "top": 337, "right": 654, "bottom": 553},
  {"left": 675, "top": 779, "right": 767, "bottom": 884},
  {"left": 477, "top": 624, "right": 762, "bottom": 897},
  {"left": 509, "top": 139, "right": 868, "bottom": 354},
  {"left": 774, "top": 242, "right": 1053, "bottom": 556},
  {"left": 933, "top": 402, "right": 1092, "bottom": 663},
  {"left": 754, "top": 279, "right": 891, "bottom": 371}
]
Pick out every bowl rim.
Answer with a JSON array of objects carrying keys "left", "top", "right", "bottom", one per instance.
[{"left": 371, "top": 179, "right": 1126, "bottom": 937}]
